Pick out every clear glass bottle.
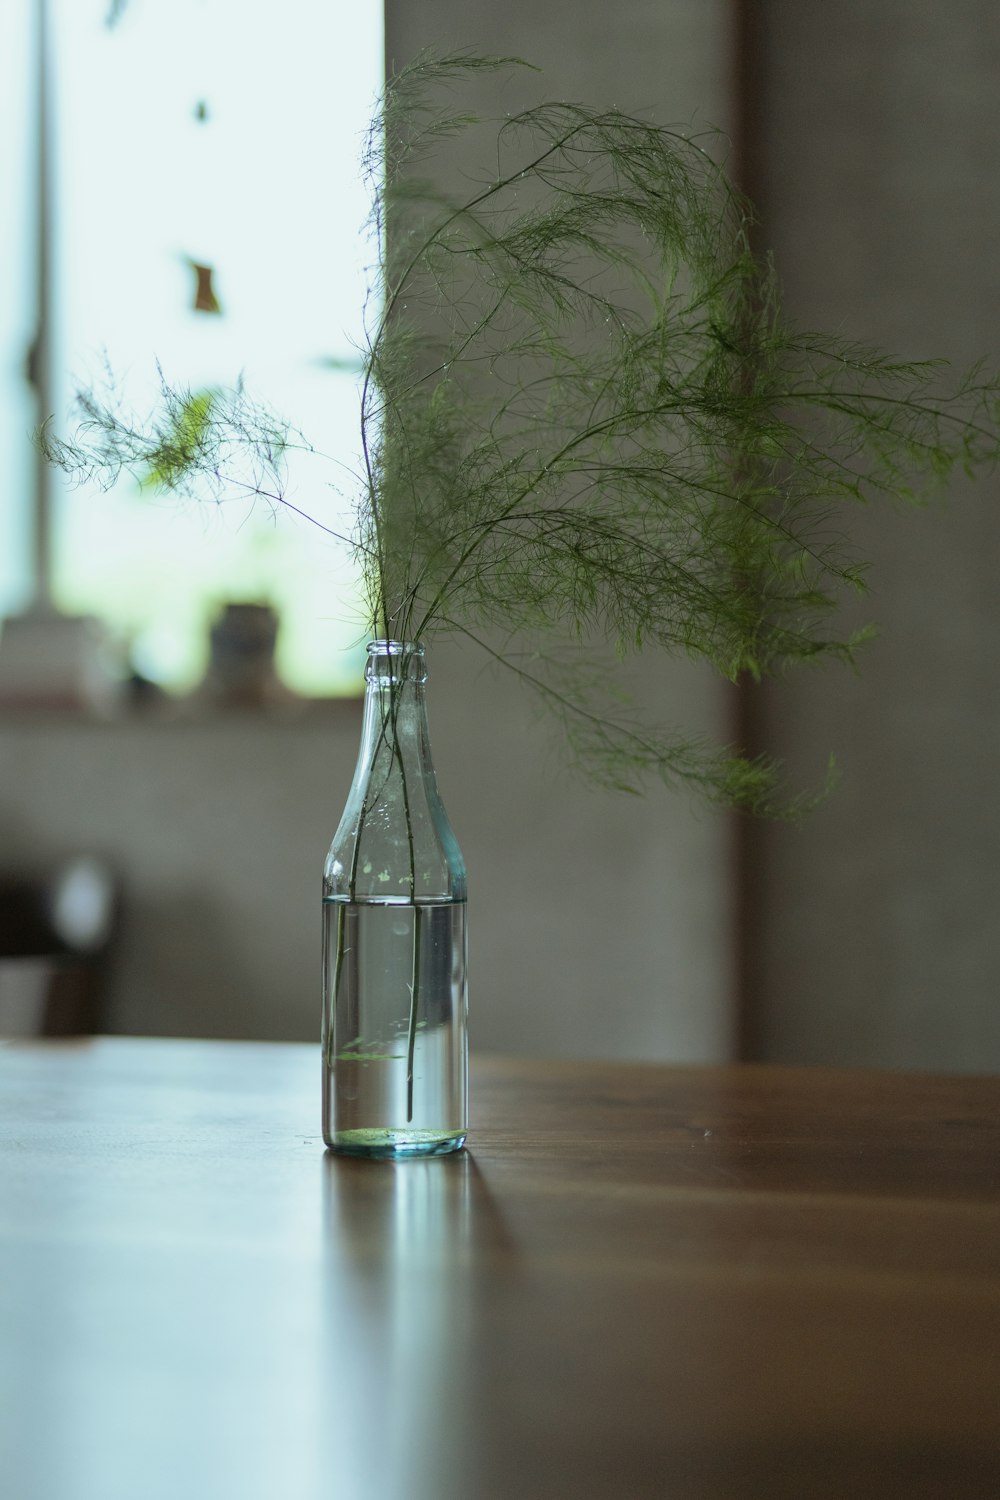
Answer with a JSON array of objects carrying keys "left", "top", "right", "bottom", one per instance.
[{"left": 322, "top": 640, "right": 467, "bottom": 1157}]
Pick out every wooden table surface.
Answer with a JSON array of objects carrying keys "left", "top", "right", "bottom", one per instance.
[{"left": 1, "top": 1038, "right": 998, "bottom": 1500}]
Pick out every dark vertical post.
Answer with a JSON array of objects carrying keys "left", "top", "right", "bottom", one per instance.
[
  {"left": 729, "top": 0, "right": 767, "bottom": 1061},
  {"left": 28, "top": 0, "right": 56, "bottom": 615}
]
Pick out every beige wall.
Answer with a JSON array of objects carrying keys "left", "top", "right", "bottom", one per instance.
[
  {"left": 379, "top": 0, "right": 1000, "bottom": 1074},
  {"left": 0, "top": 4, "right": 739, "bottom": 1061},
  {"left": 743, "top": 1, "right": 1000, "bottom": 1071},
  {"left": 17, "top": 3, "right": 990, "bottom": 1074},
  {"left": 0, "top": 645, "right": 732, "bottom": 1060}
]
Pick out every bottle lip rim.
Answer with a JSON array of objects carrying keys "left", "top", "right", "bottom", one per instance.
[{"left": 367, "top": 639, "right": 425, "bottom": 656}]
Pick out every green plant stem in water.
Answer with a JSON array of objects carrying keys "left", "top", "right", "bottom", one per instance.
[
  {"left": 337, "top": 648, "right": 422, "bottom": 1123},
  {"left": 396, "top": 736, "right": 421, "bottom": 1123}
]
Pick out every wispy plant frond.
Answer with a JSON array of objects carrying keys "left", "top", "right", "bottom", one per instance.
[{"left": 47, "top": 54, "right": 1000, "bottom": 811}]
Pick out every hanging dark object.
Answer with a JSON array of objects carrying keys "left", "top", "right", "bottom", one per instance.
[{"left": 189, "top": 261, "right": 221, "bottom": 314}]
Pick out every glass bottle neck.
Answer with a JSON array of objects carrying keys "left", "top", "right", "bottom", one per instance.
[
  {"left": 356, "top": 640, "right": 430, "bottom": 773},
  {"left": 324, "top": 640, "right": 465, "bottom": 902}
]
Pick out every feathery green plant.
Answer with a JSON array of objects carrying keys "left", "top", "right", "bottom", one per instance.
[{"left": 46, "top": 52, "right": 1000, "bottom": 812}]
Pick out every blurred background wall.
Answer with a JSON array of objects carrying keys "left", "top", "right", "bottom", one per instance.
[
  {"left": 0, "top": 0, "right": 736, "bottom": 1061},
  {"left": 737, "top": 0, "right": 1000, "bottom": 1071},
  {"left": 1, "top": 0, "right": 997, "bottom": 1070}
]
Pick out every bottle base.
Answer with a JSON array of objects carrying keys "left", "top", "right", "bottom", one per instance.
[{"left": 326, "top": 1127, "right": 467, "bottom": 1159}]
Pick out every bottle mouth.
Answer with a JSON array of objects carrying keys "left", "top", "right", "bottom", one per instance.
[{"left": 365, "top": 640, "right": 426, "bottom": 684}]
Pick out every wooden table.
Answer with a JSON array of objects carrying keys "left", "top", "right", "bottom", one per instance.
[{"left": 1, "top": 1039, "right": 998, "bottom": 1499}]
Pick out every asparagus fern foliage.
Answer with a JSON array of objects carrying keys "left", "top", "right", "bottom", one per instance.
[{"left": 46, "top": 53, "right": 1000, "bottom": 812}]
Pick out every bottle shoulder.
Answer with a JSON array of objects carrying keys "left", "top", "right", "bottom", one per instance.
[{"left": 324, "top": 800, "right": 466, "bottom": 902}]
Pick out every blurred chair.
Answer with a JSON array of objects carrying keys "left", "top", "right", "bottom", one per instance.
[{"left": 0, "top": 857, "right": 120, "bottom": 1037}]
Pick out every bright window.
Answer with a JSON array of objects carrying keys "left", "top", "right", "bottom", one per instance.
[{"left": 0, "top": 0, "right": 383, "bottom": 696}]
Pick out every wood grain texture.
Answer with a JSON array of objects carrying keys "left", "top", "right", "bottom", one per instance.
[{"left": 1, "top": 1039, "right": 998, "bottom": 1499}]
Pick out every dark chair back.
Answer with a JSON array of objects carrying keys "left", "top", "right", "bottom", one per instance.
[{"left": 0, "top": 857, "right": 119, "bottom": 1037}]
